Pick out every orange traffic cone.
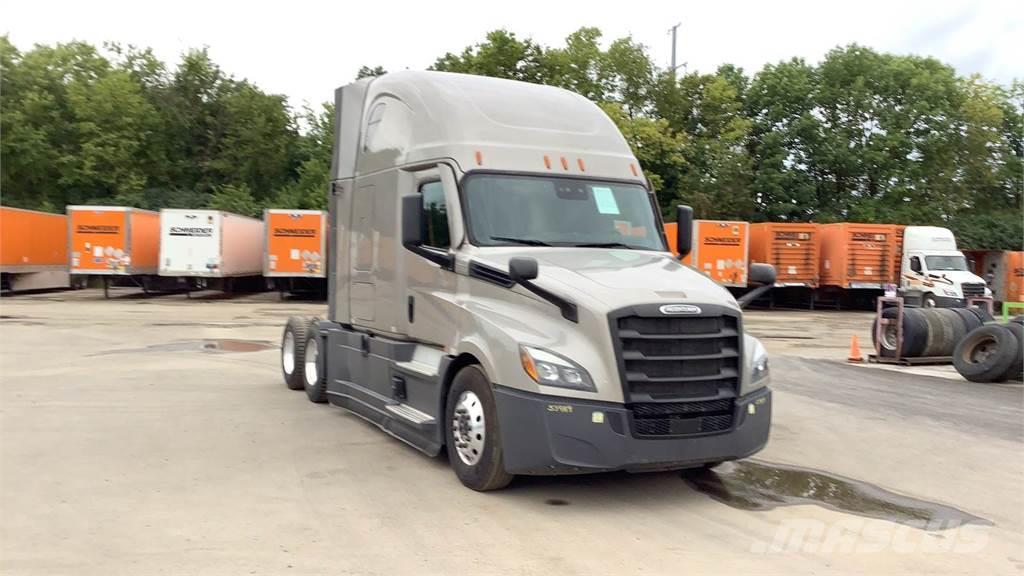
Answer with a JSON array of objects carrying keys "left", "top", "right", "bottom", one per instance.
[{"left": 848, "top": 334, "right": 864, "bottom": 363}]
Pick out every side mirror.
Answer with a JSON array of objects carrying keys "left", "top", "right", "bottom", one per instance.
[
  {"left": 675, "top": 205, "right": 693, "bottom": 258},
  {"left": 401, "top": 194, "right": 422, "bottom": 248},
  {"left": 509, "top": 257, "right": 538, "bottom": 283},
  {"left": 749, "top": 263, "right": 776, "bottom": 286}
]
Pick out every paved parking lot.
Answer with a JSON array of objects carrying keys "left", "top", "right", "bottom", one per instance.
[{"left": 1, "top": 290, "right": 1022, "bottom": 575}]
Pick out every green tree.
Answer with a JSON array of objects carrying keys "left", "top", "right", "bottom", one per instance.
[
  {"left": 356, "top": 65, "right": 387, "bottom": 79},
  {"left": 206, "top": 183, "right": 259, "bottom": 216}
]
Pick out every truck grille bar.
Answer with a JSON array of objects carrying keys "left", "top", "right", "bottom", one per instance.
[
  {"left": 609, "top": 304, "right": 741, "bottom": 438},
  {"left": 962, "top": 283, "right": 985, "bottom": 298}
]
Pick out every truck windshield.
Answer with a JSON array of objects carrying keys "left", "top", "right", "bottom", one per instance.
[
  {"left": 463, "top": 174, "right": 665, "bottom": 251},
  {"left": 925, "top": 255, "right": 968, "bottom": 271}
]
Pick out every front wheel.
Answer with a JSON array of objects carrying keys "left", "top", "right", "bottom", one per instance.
[
  {"left": 445, "top": 365, "right": 513, "bottom": 491},
  {"left": 922, "top": 293, "right": 937, "bottom": 308}
]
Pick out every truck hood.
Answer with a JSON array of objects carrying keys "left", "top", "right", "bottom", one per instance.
[
  {"left": 927, "top": 270, "right": 986, "bottom": 286},
  {"left": 469, "top": 248, "right": 739, "bottom": 312}
]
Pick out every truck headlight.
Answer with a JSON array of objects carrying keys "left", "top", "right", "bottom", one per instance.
[
  {"left": 519, "top": 345, "right": 595, "bottom": 392},
  {"left": 743, "top": 337, "right": 770, "bottom": 395},
  {"left": 942, "top": 288, "right": 958, "bottom": 297}
]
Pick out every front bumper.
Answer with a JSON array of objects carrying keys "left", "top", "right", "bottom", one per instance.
[{"left": 493, "top": 386, "right": 771, "bottom": 475}]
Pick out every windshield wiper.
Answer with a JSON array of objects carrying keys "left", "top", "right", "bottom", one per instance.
[
  {"left": 489, "top": 236, "right": 551, "bottom": 246},
  {"left": 572, "top": 242, "right": 637, "bottom": 249}
]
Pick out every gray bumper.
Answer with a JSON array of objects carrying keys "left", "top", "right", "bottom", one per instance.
[{"left": 492, "top": 386, "right": 771, "bottom": 475}]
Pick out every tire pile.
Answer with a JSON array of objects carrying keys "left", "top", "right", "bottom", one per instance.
[
  {"left": 954, "top": 316, "right": 1024, "bottom": 383},
  {"left": 872, "top": 307, "right": 990, "bottom": 359},
  {"left": 871, "top": 307, "right": 1023, "bottom": 383}
]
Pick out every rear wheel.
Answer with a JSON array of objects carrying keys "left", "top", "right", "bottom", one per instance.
[
  {"left": 282, "top": 316, "right": 308, "bottom": 390},
  {"left": 445, "top": 365, "right": 514, "bottom": 492}
]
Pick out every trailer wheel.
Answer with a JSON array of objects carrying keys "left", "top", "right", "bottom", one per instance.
[
  {"left": 281, "top": 316, "right": 309, "bottom": 390},
  {"left": 304, "top": 318, "right": 327, "bottom": 403},
  {"left": 953, "top": 325, "right": 1019, "bottom": 383},
  {"left": 445, "top": 365, "right": 513, "bottom": 491},
  {"left": 997, "top": 322, "right": 1023, "bottom": 382}
]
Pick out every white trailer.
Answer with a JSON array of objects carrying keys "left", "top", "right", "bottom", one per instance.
[{"left": 159, "top": 209, "right": 264, "bottom": 291}]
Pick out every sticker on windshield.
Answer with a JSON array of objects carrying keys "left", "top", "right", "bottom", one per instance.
[{"left": 592, "top": 186, "right": 620, "bottom": 215}]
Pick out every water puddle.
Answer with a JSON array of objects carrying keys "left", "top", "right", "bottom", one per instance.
[
  {"left": 95, "top": 339, "right": 276, "bottom": 355},
  {"left": 682, "top": 460, "right": 991, "bottom": 530}
]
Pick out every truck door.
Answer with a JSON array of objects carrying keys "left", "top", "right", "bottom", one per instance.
[{"left": 404, "top": 166, "right": 461, "bottom": 346}]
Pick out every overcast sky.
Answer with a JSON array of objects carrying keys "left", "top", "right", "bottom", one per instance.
[{"left": 4, "top": 0, "right": 1020, "bottom": 110}]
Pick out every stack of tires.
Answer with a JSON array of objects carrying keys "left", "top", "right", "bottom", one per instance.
[
  {"left": 953, "top": 316, "right": 1024, "bottom": 383},
  {"left": 872, "top": 307, "right": 992, "bottom": 359}
]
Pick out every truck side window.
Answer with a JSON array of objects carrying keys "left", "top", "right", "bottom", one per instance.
[
  {"left": 420, "top": 181, "right": 450, "bottom": 249},
  {"left": 910, "top": 256, "right": 922, "bottom": 273}
]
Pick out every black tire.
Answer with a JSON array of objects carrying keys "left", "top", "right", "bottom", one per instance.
[
  {"left": 303, "top": 319, "right": 327, "bottom": 403},
  {"left": 444, "top": 365, "right": 514, "bottom": 491},
  {"left": 997, "top": 322, "right": 1023, "bottom": 382},
  {"left": 901, "top": 309, "right": 930, "bottom": 357},
  {"left": 922, "top": 293, "right": 938, "bottom": 309},
  {"left": 953, "top": 325, "right": 1019, "bottom": 383},
  {"left": 871, "top": 307, "right": 928, "bottom": 358},
  {"left": 969, "top": 306, "right": 994, "bottom": 324},
  {"left": 872, "top": 307, "right": 900, "bottom": 358},
  {"left": 1010, "top": 315, "right": 1024, "bottom": 326},
  {"left": 934, "top": 309, "right": 964, "bottom": 356},
  {"left": 951, "top": 308, "right": 983, "bottom": 335},
  {"left": 282, "top": 316, "right": 308, "bottom": 390},
  {"left": 920, "top": 309, "right": 949, "bottom": 357}
]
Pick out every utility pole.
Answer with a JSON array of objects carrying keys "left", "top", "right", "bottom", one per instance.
[{"left": 669, "top": 22, "right": 681, "bottom": 77}]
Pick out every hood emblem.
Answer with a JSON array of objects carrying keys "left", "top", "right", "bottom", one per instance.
[{"left": 660, "top": 304, "right": 702, "bottom": 315}]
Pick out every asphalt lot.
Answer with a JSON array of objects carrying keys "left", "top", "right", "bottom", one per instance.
[{"left": 1, "top": 289, "right": 1022, "bottom": 575}]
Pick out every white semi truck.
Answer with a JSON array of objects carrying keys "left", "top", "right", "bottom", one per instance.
[
  {"left": 899, "top": 226, "right": 990, "bottom": 308},
  {"left": 281, "top": 71, "right": 775, "bottom": 490}
]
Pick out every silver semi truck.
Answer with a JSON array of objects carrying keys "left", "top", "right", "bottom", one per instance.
[{"left": 281, "top": 71, "right": 775, "bottom": 491}]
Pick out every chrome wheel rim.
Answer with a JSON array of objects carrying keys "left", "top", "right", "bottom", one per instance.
[
  {"left": 304, "top": 337, "right": 319, "bottom": 387},
  {"left": 452, "top": 391, "right": 486, "bottom": 466},
  {"left": 882, "top": 325, "right": 898, "bottom": 350},
  {"left": 282, "top": 331, "right": 295, "bottom": 375}
]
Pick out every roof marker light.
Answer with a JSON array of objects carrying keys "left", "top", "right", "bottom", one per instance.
[
  {"left": 577, "top": 158, "right": 586, "bottom": 172},
  {"left": 560, "top": 156, "right": 569, "bottom": 170},
  {"left": 543, "top": 155, "right": 552, "bottom": 169},
  {"left": 474, "top": 150, "right": 483, "bottom": 166},
  {"left": 630, "top": 163, "right": 638, "bottom": 177}
]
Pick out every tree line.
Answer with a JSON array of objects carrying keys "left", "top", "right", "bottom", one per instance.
[{"left": 2, "top": 30, "right": 1021, "bottom": 249}]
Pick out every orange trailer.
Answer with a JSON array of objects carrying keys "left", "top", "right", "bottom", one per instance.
[
  {"left": 1, "top": 206, "right": 68, "bottom": 272},
  {"left": 666, "top": 220, "right": 749, "bottom": 287},
  {"left": 263, "top": 209, "right": 327, "bottom": 278},
  {"left": 748, "top": 223, "right": 821, "bottom": 287},
  {"left": 68, "top": 206, "right": 160, "bottom": 275},
  {"left": 974, "top": 250, "right": 1024, "bottom": 304},
  {"left": 818, "top": 223, "right": 904, "bottom": 289}
]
